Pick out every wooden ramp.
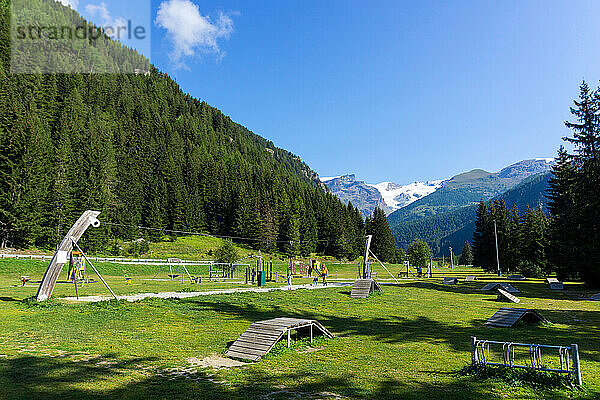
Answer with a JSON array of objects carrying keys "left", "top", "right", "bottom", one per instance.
[
  {"left": 443, "top": 277, "right": 458, "bottom": 285},
  {"left": 485, "top": 308, "right": 546, "bottom": 328},
  {"left": 546, "top": 278, "right": 564, "bottom": 290},
  {"left": 351, "top": 279, "right": 382, "bottom": 298},
  {"left": 464, "top": 276, "right": 477, "bottom": 282},
  {"left": 226, "top": 318, "right": 333, "bottom": 362},
  {"left": 497, "top": 288, "right": 520, "bottom": 303},
  {"left": 481, "top": 282, "right": 520, "bottom": 293}
]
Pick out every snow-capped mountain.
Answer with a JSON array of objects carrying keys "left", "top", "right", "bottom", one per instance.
[
  {"left": 321, "top": 175, "right": 390, "bottom": 218},
  {"left": 321, "top": 175, "right": 445, "bottom": 217},
  {"left": 321, "top": 158, "right": 555, "bottom": 219},
  {"left": 367, "top": 180, "right": 446, "bottom": 211}
]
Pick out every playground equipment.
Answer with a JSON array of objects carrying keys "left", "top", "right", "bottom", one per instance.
[
  {"left": 349, "top": 235, "right": 396, "bottom": 298},
  {"left": 443, "top": 277, "right": 458, "bottom": 285},
  {"left": 471, "top": 336, "right": 582, "bottom": 385},
  {"left": 485, "top": 308, "right": 545, "bottom": 328},
  {"left": 481, "top": 282, "right": 520, "bottom": 293},
  {"left": 351, "top": 279, "right": 382, "bottom": 298},
  {"left": 497, "top": 288, "right": 520, "bottom": 303},
  {"left": 226, "top": 317, "right": 334, "bottom": 362},
  {"left": 508, "top": 274, "right": 527, "bottom": 281},
  {"left": 547, "top": 278, "right": 564, "bottom": 290},
  {"left": 36, "top": 210, "right": 115, "bottom": 301},
  {"left": 396, "top": 260, "right": 431, "bottom": 279},
  {"left": 148, "top": 259, "right": 197, "bottom": 283},
  {"left": 241, "top": 255, "right": 273, "bottom": 285},
  {"left": 67, "top": 251, "right": 89, "bottom": 283}
]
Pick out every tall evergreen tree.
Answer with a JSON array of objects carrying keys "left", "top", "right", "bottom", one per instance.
[
  {"left": 459, "top": 240, "right": 473, "bottom": 265},
  {"left": 366, "top": 207, "right": 396, "bottom": 262}
]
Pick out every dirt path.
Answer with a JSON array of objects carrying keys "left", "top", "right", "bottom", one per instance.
[{"left": 62, "top": 282, "right": 351, "bottom": 303}]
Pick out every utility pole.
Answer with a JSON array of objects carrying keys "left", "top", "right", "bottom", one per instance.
[
  {"left": 449, "top": 247, "right": 453, "bottom": 269},
  {"left": 494, "top": 219, "right": 501, "bottom": 276}
]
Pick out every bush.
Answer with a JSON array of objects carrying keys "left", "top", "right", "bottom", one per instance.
[
  {"left": 518, "top": 260, "right": 544, "bottom": 278},
  {"left": 214, "top": 240, "right": 239, "bottom": 264}
]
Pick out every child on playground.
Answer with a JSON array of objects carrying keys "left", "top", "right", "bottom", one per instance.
[{"left": 320, "top": 264, "right": 328, "bottom": 286}]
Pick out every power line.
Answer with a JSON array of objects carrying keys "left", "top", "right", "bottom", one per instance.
[{"left": 103, "top": 221, "right": 368, "bottom": 244}]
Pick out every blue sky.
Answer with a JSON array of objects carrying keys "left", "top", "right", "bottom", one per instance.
[{"left": 64, "top": 0, "right": 600, "bottom": 184}]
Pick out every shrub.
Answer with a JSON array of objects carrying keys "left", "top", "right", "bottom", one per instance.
[
  {"left": 215, "top": 240, "right": 239, "bottom": 264},
  {"left": 518, "top": 260, "right": 544, "bottom": 278}
]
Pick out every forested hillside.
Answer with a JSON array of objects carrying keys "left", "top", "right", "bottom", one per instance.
[
  {"left": 393, "top": 172, "right": 552, "bottom": 255},
  {"left": 0, "top": 0, "right": 365, "bottom": 258}
]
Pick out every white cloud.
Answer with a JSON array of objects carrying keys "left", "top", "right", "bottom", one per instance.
[
  {"left": 85, "top": 2, "right": 128, "bottom": 39},
  {"left": 57, "top": 0, "right": 79, "bottom": 9},
  {"left": 155, "top": 0, "right": 234, "bottom": 68}
]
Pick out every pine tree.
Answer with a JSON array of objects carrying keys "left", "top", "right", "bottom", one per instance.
[
  {"left": 472, "top": 200, "right": 493, "bottom": 271},
  {"left": 459, "top": 240, "right": 473, "bottom": 265},
  {"left": 547, "top": 147, "right": 579, "bottom": 279},
  {"left": 366, "top": 208, "right": 396, "bottom": 262}
]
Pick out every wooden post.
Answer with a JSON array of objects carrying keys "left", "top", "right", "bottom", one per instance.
[
  {"left": 572, "top": 344, "right": 583, "bottom": 385},
  {"left": 310, "top": 324, "right": 313, "bottom": 344},
  {"left": 471, "top": 336, "right": 477, "bottom": 364},
  {"left": 362, "top": 235, "right": 372, "bottom": 279},
  {"left": 287, "top": 329, "right": 291, "bottom": 348}
]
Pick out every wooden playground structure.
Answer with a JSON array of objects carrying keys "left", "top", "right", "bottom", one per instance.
[{"left": 226, "top": 317, "right": 334, "bottom": 362}]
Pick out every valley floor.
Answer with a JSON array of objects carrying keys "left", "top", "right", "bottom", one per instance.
[{"left": 0, "top": 261, "right": 598, "bottom": 399}]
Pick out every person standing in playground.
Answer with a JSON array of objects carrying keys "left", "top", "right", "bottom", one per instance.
[{"left": 320, "top": 263, "right": 328, "bottom": 286}]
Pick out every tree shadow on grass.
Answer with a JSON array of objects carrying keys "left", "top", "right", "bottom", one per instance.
[
  {"left": 0, "top": 354, "right": 510, "bottom": 400},
  {"left": 182, "top": 296, "right": 600, "bottom": 364}
]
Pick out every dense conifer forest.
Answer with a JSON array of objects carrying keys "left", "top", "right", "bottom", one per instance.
[
  {"left": 0, "top": 0, "right": 368, "bottom": 259},
  {"left": 472, "top": 82, "right": 600, "bottom": 285}
]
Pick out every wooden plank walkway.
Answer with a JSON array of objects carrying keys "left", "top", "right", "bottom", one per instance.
[
  {"left": 225, "top": 317, "right": 334, "bottom": 362},
  {"left": 350, "top": 279, "right": 382, "bottom": 298},
  {"left": 485, "top": 308, "right": 545, "bottom": 328},
  {"left": 497, "top": 288, "right": 520, "bottom": 303},
  {"left": 481, "top": 282, "right": 520, "bottom": 293}
]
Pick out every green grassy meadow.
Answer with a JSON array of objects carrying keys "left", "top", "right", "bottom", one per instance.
[{"left": 0, "top": 257, "right": 599, "bottom": 399}]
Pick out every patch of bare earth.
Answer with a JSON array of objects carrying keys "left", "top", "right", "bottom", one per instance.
[{"left": 187, "top": 355, "right": 246, "bottom": 369}]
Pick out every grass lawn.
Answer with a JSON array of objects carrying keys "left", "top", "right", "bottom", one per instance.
[{"left": 0, "top": 259, "right": 598, "bottom": 399}]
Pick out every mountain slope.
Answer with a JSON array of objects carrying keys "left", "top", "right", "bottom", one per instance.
[
  {"left": 369, "top": 180, "right": 445, "bottom": 210},
  {"left": 0, "top": 0, "right": 364, "bottom": 258},
  {"left": 392, "top": 171, "right": 552, "bottom": 255},
  {"left": 388, "top": 159, "right": 554, "bottom": 228},
  {"left": 322, "top": 175, "right": 390, "bottom": 218}
]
